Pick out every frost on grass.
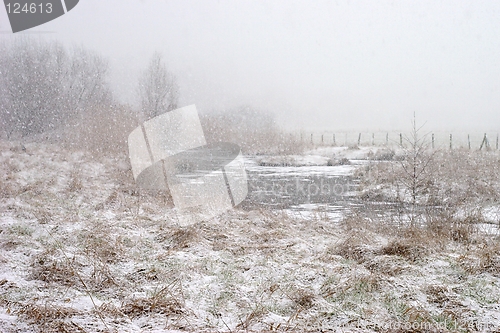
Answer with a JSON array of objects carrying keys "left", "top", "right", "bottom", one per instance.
[{"left": 1, "top": 140, "right": 500, "bottom": 332}]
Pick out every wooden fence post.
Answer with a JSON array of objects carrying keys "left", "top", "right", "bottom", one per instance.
[
  {"left": 480, "top": 133, "right": 488, "bottom": 150},
  {"left": 296, "top": 131, "right": 500, "bottom": 150}
]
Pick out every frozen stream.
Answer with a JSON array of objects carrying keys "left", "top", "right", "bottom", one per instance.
[
  {"left": 242, "top": 159, "right": 375, "bottom": 218},
  {"left": 239, "top": 157, "right": 500, "bottom": 235}
]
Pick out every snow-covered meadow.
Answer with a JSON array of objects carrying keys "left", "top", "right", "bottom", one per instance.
[{"left": 1, "top": 140, "right": 500, "bottom": 332}]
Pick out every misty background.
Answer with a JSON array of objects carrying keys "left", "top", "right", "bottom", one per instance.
[{"left": 1, "top": 0, "right": 499, "bottom": 132}]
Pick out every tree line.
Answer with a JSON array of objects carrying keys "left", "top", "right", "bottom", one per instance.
[
  {"left": 0, "top": 38, "right": 179, "bottom": 142},
  {"left": 0, "top": 38, "right": 298, "bottom": 155}
]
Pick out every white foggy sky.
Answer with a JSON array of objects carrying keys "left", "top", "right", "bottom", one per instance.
[{"left": 1, "top": 0, "right": 500, "bottom": 131}]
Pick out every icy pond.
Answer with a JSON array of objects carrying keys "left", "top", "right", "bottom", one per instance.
[{"left": 242, "top": 159, "right": 382, "bottom": 219}]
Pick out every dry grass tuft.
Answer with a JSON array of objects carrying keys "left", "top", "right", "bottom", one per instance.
[
  {"left": 385, "top": 326, "right": 444, "bottom": 333},
  {"left": 67, "top": 170, "right": 83, "bottom": 193},
  {"left": 364, "top": 255, "right": 407, "bottom": 276},
  {"left": 459, "top": 243, "right": 500, "bottom": 276},
  {"left": 16, "top": 302, "right": 84, "bottom": 333},
  {"left": 0, "top": 177, "right": 20, "bottom": 198},
  {"left": 120, "top": 297, "right": 183, "bottom": 318},
  {"left": 236, "top": 305, "right": 267, "bottom": 331},
  {"left": 425, "top": 285, "right": 450, "bottom": 306},
  {"left": 334, "top": 241, "right": 372, "bottom": 263},
  {"left": 333, "top": 234, "right": 375, "bottom": 263},
  {"left": 95, "top": 190, "right": 124, "bottom": 211},
  {"left": 30, "top": 252, "right": 79, "bottom": 286},
  {"left": 97, "top": 302, "right": 125, "bottom": 318},
  {"left": 17, "top": 303, "right": 79, "bottom": 321},
  {"left": 323, "top": 273, "right": 381, "bottom": 301},
  {"left": 381, "top": 239, "right": 428, "bottom": 262},
  {"left": 339, "top": 213, "right": 372, "bottom": 232},
  {"left": 88, "top": 261, "right": 118, "bottom": 289},
  {"left": 448, "top": 222, "right": 476, "bottom": 244},
  {"left": 164, "top": 227, "right": 200, "bottom": 250},
  {"left": 426, "top": 212, "right": 478, "bottom": 244},
  {"left": 79, "top": 226, "right": 124, "bottom": 264},
  {"left": 34, "top": 208, "right": 52, "bottom": 224},
  {"left": 290, "top": 288, "right": 315, "bottom": 309},
  {"left": 120, "top": 280, "right": 185, "bottom": 318},
  {"left": 350, "top": 273, "right": 381, "bottom": 293}
]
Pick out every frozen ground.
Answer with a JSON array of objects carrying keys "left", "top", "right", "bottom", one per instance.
[{"left": 1, "top": 141, "right": 500, "bottom": 332}]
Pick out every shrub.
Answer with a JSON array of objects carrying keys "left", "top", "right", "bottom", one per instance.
[
  {"left": 63, "top": 104, "right": 139, "bottom": 155},
  {"left": 200, "top": 106, "right": 307, "bottom": 155}
]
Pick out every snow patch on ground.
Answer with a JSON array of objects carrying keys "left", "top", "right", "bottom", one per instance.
[{"left": 1, "top": 140, "right": 500, "bottom": 332}]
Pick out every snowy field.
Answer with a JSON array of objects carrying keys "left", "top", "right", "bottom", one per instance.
[{"left": 1, "top": 141, "right": 500, "bottom": 332}]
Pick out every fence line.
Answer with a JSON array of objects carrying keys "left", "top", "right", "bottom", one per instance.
[{"left": 296, "top": 131, "right": 499, "bottom": 150}]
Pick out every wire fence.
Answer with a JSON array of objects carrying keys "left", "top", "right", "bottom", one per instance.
[{"left": 295, "top": 131, "right": 500, "bottom": 150}]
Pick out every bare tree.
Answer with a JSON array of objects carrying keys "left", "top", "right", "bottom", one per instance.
[
  {"left": 0, "top": 39, "right": 67, "bottom": 137},
  {"left": 137, "top": 52, "right": 179, "bottom": 119},
  {"left": 398, "top": 113, "right": 436, "bottom": 225},
  {"left": 65, "top": 46, "right": 113, "bottom": 118},
  {"left": 0, "top": 38, "right": 113, "bottom": 139}
]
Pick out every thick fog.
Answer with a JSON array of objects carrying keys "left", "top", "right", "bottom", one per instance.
[{"left": 1, "top": 0, "right": 499, "bottom": 132}]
